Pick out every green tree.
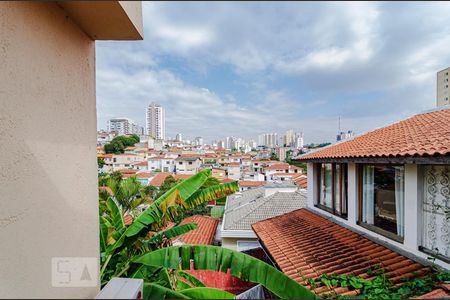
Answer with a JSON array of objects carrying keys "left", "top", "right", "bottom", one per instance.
[
  {"left": 270, "top": 152, "right": 279, "bottom": 161},
  {"left": 97, "top": 158, "right": 105, "bottom": 169},
  {"left": 104, "top": 135, "right": 140, "bottom": 154}
]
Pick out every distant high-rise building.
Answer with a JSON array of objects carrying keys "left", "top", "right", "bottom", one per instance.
[
  {"left": 218, "top": 140, "right": 225, "bottom": 149},
  {"left": 195, "top": 136, "right": 204, "bottom": 146},
  {"left": 295, "top": 132, "right": 304, "bottom": 148},
  {"left": 284, "top": 129, "right": 295, "bottom": 146},
  {"left": 258, "top": 133, "right": 278, "bottom": 147},
  {"left": 108, "top": 118, "right": 139, "bottom": 136},
  {"left": 337, "top": 130, "right": 355, "bottom": 142},
  {"left": 146, "top": 102, "right": 165, "bottom": 140},
  {"left": 437, "top": 67, "right": 450, "bottom": 107},
  {"left": 175, "top": 133, "right": 182, "bottom": 142}
]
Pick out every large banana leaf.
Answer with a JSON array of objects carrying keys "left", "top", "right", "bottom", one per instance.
[
  {"left": 143, "top": 283, "right": 189, "bottom": 299},
  {"left": 179, "top": 287, "right": 235, "bottom": 299},
  {"left": 133, "top": 245, "right": 317, "bottom": 299},
  {"left": 111, "top": 169, "right": 212, "bottom": 251},
  {"left": 99, "top": 216, "right": 110, "bottom": 253},
  {"left": 106, "top": 197, "right": 125, "bottom": 234},
  {"left": 184, "top": 181, "right": 238, "bottom": 208},
  {"left": 146, "top": 223, "right": 199, "bottom": 246},
  {"left": 177, "top": 270, "right": 205, "bottom": 287}
]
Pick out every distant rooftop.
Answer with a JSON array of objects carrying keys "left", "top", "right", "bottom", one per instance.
[
  {"left": 223, "top": 188, "right": 307, "bottom": 231},
  {"left": 298, "top": 107, "right": 450, "bottom": 161}
]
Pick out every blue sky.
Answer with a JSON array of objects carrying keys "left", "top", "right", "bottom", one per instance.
[{"left": 96, "top": 2, "right": 450, "bottom": 144}]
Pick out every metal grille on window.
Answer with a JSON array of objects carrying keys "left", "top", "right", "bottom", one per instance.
[{"left": 422, "top": 165, "right": 450, "bottom": 257}]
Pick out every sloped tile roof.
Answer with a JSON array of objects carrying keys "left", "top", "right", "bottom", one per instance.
[
  {"left": 176, "top": 215, "right": 219, "bottom": 245},
  {"left": 293, "top": 175, "right": 308, "bottom": 189},
  {"left": 149, "top": 172, "right": 174, "bottom": 187},
  {"left": 223, "top": 190, "right": 307, "bottom": 230},
  {"left": 415, "top": 284, "right": 450, "bottom": 299},
  {"left": 298, "top": 107, "right": 450, "bottom": 160},
  {"left": 252, "top": 209, "right": 431, "bottom": 297},
  {"left": 239, "top": 181, "right": 266, "bottom": 187}
]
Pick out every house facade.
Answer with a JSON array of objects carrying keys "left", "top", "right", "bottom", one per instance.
[
  {"left": 175, "top": 155, "right": 202, "bottom": 174},
  {"left": 297, "top": 107, "right": 450, "bottom": 269}
]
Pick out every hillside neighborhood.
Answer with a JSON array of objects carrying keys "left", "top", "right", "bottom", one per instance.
[{"left": 3, "top": 1, "right": 450, "bottom": 299}]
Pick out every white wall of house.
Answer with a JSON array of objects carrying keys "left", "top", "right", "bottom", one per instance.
[
  {"left": 175, "top": 159, "right": 201, "bottom": 174},
  {"left": 227, "top": 165, "right": 241, "bottom": 180},
  {"left": 306, "top": 162, "right": 450, "bottom": 270}
]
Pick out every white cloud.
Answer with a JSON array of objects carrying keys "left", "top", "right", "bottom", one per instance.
[{"left": 96, "top": 2, "right": 450, "bottom": 142}]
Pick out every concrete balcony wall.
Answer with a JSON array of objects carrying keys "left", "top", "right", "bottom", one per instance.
[{"left": 0, "top": 1, "right": 142, "bottom": 298}]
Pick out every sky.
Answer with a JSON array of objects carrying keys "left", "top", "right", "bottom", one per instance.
[{"left": 96, "top": 1, "right": 450, "bottom": 144}]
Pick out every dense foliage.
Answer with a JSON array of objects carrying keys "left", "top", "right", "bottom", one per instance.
[
  {"left": 104, "top": 134, "right": 140, "bottom": 154},
  {"left": 98, "top": 169, "right": 315, "bottom": 298},
  {"left": 303, "top": 264, "right": 450, "bottom": 299}
]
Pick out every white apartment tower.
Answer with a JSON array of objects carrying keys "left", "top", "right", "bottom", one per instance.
[
  {"left": 146, "top": 102, "right": 165, "bottom": 140},
  {"left": 437, "top": 67, "right": 450, "bottom": 107},
  {"left": 108, "top": 118, "right": 138, "bottom": 136}
]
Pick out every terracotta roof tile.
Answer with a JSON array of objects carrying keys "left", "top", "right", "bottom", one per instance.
[
  {"left": 239, "top": 181, "right": 266, "bottom": 187},
  {"left": 220, "top": 178, "right": 235, "bottom": 183},
  {"left": 415, "top": 284, "right": 450, "bottom": 299},
  {"left": 298, "top": 108, "right": 450, "bottom": 160},
  {"left": 176, "top": 215, "right": 219, "bottom": 245},
  {"left": 149, "top": 172, "right": 174, "bottom": 187},
  {"left": 294, "top": 176, "right": 308, "bottom": 189},
  {"left": 252, "top": 209, "right": 433, "bottom": 297},
  {"left": 174, "top": 174, "right": 192, "bottom": 180}
]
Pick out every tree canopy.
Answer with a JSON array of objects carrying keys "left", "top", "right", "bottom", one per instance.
[{"left": 104, "top": 135, "right": 140, "bottom": 154}]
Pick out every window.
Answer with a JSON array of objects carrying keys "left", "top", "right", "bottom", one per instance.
[
  {"left": 420, "top": 165, "right": 450, "bottom": 262},
  {"left": 315, "top": 163, "right": 348, "bottom": 218},
  {"left": 188, "top": 161, "right": 193, "bottom": 165},
  {"left": 236, "top": 241, "right": 260, "bottom": 252},
  {"left": 358, "top": 164, "right": 404, "bottom": 241},
  {"left": 178, "top": 162, "right": 182, "bottom": 165}
]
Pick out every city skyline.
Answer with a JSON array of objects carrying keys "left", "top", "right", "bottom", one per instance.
[{"left": 96, "top": 2, "right": 450, "bottom": 143}]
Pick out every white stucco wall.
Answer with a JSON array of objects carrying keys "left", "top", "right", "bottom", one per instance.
[
  {"left": 307, "top": 162, "right": 450, "bottom": 270},
  {"left": 0, "top": 2, "right": 98, "bottom": 298}
]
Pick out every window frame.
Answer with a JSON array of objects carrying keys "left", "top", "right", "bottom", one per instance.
[
  {"left": 315, "top": 163, "right": 348, "bottom": 219},
  {"left": 356, "top": 163, "right": 405, "bottom": 243}
]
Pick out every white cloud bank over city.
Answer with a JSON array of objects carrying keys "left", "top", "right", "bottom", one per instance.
[{"left": 96, "top": 2, "right": 450, "bottom": 143}]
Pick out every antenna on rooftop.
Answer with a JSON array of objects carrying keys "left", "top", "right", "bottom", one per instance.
[{"left": 338, "top": 115, "right": 341, "bottom": 134}]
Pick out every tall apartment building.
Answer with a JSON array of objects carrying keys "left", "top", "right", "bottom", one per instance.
[
  {"left": 284, "top": 129, "right": 295, "bottom": 146},
  {"left": 258, "top": 133, "right": 278, "bottom": 147},
  {"left": 437, "top": 67, "right": 450, "bottom": 107},
  {"left": 108, "top": 118, "right": 139, "bottom": 136},
  {"left": 146, "top": 102, "right": 165, "bottom": 140}
]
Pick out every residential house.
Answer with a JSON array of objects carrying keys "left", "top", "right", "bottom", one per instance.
[
  {"left": 238, "top": 181, "right": 266, "bottom": 192},
  {"left": 242, "top": 171, "right": 265, "bottom": 182},
  {"left": 0, "top": 1, "right": 143, "bottom": 298},
  {"left": 148, "top": 156, "right": 175, "bottom": 173},
  {"left": 111, "top": 153, "right": 139, "bottom": 171},
  {"left": 211, "top": 167, "right": 227, "bottom": 181},
  {"left": 175, "top": 155, "right": 202, "bottom": 174},
  {"left": 226, "top": 162, "right": 241, "bottom": 181},
  {"left": 263, "top": 163, "right": 301, "bottom": 178},
  {"left": 251, "top": 107, "right": 450, "bottom": 298},
  {"left": 135, "top": 172, "right": 153, "bottom": 185},
  {"left": 221, "top": 182, "right": 306, "bottom": 251},
  {"left": 133, "top": 160, "right": 149, "bottom": 171}
]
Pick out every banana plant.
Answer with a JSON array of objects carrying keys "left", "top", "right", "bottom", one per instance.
[
  {"left": 99, "top": 170, "right": 316, "bottom": 299},
  {"left": 100, "top": 170, "right": 239, "bottom": 284},
  {"left": 133, "top": 245, "right": 317, "bottom": 299}
]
